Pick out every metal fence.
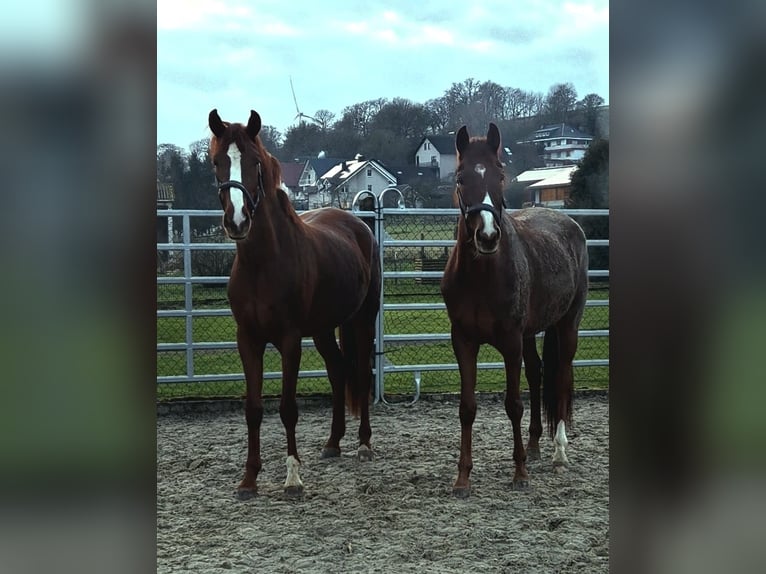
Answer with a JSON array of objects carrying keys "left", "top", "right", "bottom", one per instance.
[{"left": 157, "top": 200, "right": 608, "bottom": 402}]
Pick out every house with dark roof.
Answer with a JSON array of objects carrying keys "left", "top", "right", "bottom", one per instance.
[
  {"left": 414, "top": 133, "right": 513, "bottom": 181},
  {"left": 414, "top": 135, "right": 457, "bottom": 181},
  {"left": 516, "top": 123, "right": 593, "bottom": 167},
  {"left": 297, "top": 157, "right": 346, "bottom": 192},
  {"left": 278, "top": 161, "right": 307, "bottom": 207}
]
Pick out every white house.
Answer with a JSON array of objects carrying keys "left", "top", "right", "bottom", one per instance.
[
  {"left": 413, "top": 135, "right": 457, "bottom": 181},
  {"left": 516, "top": 124, "right": 593, "bottom": 167},
  {"left": 317, "top": 158, "right": 397, "bottom": 209}
]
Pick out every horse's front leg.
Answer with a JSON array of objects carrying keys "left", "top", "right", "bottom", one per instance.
[
  {"left": 452, "top": 325, "right": 479, "bottom": 498},
  {"left": 278, "top": 334, "right": 303, "bottom": 496},
  {"left": 236, "top": 328, "right": 266, "bottom": 500},
  {"left": 500, "top": 332, "right": 528, "bottom": 490}
]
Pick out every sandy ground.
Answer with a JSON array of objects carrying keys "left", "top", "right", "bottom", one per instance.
[{"left": 157, "top": 393, "right": 609, "bottom": 573}]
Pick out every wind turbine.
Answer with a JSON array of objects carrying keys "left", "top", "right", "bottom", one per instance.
[{"left": 289, "top": 76, "right": 319, "bottom": 125}]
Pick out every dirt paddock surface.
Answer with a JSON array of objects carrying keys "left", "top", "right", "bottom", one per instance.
[{"left": 157, "top": 393, "right": 609, "bottom": 573}]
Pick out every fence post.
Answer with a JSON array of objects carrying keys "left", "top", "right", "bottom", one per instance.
[
  {"left": 351, "top": 190, "right": 383, "bottom": 403},
  {"left": 183, "top": 214, "right": 194, "bottom": 381}
]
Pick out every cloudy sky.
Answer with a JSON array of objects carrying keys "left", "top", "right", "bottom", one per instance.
[{"left": 158, "top": 0, "right": 609, "bottom": 148}]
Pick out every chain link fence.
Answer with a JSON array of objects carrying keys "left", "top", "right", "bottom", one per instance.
[{"left": 157, "top": 207, "right": 608, "bottom": 401}]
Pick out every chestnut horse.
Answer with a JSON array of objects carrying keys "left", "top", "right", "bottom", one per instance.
[
  {"left": 440, "top": 123, "right": 588, "bottom": 497},
  {"left": 208, "top": 109, "right": 381, "bottom": 499}
]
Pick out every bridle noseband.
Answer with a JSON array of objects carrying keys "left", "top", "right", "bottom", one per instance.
[
  {"left": 457, "top": 188, "right": 505, "bottom": 228},
  {"left": 217, "top": 162, "right": 265, "bottom": 215}
]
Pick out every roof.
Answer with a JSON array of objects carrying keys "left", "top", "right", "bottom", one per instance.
[
  {"left": 306, "top": 157, "right": 346, "bottom": 178},
  {"left": 279, "top": 162, "right": 305, "bottom": 188},
  {"left": 320, "top": 159, "right": 396, "bottom": 189},
  {"left": 516, "top": 166, "right": 578, "bottom": 189},
  {"left": 517, "top": 123, "right": 593, "bottom": 144},
  {"left": 417, "top": 135, "right": 456, "bottom": 155}
]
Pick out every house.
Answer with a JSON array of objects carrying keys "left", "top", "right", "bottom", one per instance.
[
  {"left": 512, "top": 166, "right": 578, "bottom": 208},
  {"left": 516, "top": 124, "right": 593, "bottom": 167},
  {"left": 413, "top": 135, "right": 456, "bottom": 181},
  {"left": 414, "top": 134, "right": 514, "bottom": 182},
  {"left": 317, "top": 157, "right": 397, "bottom": 209},
  {"left": 278, "top": 161, "right": 306, "bottom": 208}
]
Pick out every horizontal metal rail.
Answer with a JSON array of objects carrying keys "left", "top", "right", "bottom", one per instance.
[{"left": 156, "top": 208, "right": 609, "bottom": 394}]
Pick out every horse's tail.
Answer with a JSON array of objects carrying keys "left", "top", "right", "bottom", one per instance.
[
  {"left": 542, "top": 326, "right": 560, "bottom": 438},
  {"left": 340, "top": 232, "right": 380, "bottom": 418}
]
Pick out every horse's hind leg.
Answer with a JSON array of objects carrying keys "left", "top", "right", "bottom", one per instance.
[
  {"left": 523, "top": 337, "right": 543, "bottom": 460},
  {"left": 350, "top": 313, "right": 375, "bottom": 462},
  {"left": 313, "top": 330, "right": 346, "bottom": 458}
]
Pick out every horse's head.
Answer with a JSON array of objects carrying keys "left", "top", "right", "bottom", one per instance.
[
  {"left": 208, "top": 109, "right": 267, "bottom": 241},
  {"left": 454, "top": 123, "right": 506, "bottom": 255}
]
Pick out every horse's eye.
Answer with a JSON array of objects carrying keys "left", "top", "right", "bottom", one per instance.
[
  {"left": 213, "top": 160, "right": 219, "bottom": 167},
  {"left": 456, "top": 176, "right": 464, "bottom": 185}
]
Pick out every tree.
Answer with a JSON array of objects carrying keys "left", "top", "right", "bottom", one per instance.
[
  {"left": 313, "top": 109, "right": 335, "bottom": 131},
  {"left": 576, "top": 93, "right": 605, "bottom": 137},
  {"left": 258, "top": 125, "right": 283, "bottom": 152},
  {"left": 280, "top": 122, "right": 326, "bottom": 160},
  {"left": 567, "top": 138, "right": 609, "bottom": 274},
  {"left": 544, "top": 82, "right": 578, "bottom": 123}
]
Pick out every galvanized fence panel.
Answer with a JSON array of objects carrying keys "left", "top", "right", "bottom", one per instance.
[{"left": 157, "top": 205, "right": 608, "bottom": 401}]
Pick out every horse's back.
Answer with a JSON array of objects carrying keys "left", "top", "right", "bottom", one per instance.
[
  {"left": 511, "top": 208, "right": 589, "bottom": 333},
  {"left": 300, "top": 207, "right": 376, "bottom": 255}
]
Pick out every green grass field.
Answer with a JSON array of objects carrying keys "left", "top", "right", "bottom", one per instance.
[
  {"left": 157, "top": 212, "right": 608, "bottom": 400},
  {"left": 157, "top": 283, "right": 608, "bottom": 400}
]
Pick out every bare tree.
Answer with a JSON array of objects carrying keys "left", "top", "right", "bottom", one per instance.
[{"left": 313, "top": 109, "right": 336, "bottom": 131}]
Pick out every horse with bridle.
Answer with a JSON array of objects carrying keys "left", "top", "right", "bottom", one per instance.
[
  {"left": 440, "top": 123, "right": 588, "bottom": 497},
  {"left": 208, "top": 109, "right": 381, "bottom": 498}
]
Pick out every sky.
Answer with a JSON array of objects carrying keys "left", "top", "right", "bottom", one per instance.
[{"left": 158, "top": 0, "right": 609, "bottom": 148}]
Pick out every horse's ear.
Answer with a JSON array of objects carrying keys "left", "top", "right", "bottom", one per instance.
[
  {"left": 246, "top": 110, "right": 262, "bottom": 140},
  {"left": 455, "top": 126, "right": 470, "bottom": 156},
  {"left": 487, "top": 123, "right": 501, "bottom": 156},
  {"left": 209, "top": 109, "right": 226, "bottom": 137}
]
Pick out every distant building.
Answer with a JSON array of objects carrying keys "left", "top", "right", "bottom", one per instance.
[
  {"left": 516, "top": 124, "right": 593, "bottom": 167},
  {"left": 278, "top": 161, "right": 306, "bottom": 208},
  {"left": 512, "top": 166, "right": 578, "bottom": 208},
  {"left": 413, "top": 135, "right": 457, "bottom": 181},
  {"left": 317, "top": 158, "right": 397, "bottom": 209}
]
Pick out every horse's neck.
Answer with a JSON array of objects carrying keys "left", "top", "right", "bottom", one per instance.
[{"left": 236, "top": 194, "right": 302, "bottom": 262}]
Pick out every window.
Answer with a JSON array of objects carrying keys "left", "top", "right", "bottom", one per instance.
[
  {"left": 367, "top": 168, "right": 372, "bottom": 177},
  {"left": 367, "top": 184, "right": 372, "bottom": 191}
]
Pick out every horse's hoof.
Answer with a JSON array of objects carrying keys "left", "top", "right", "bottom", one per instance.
[
  {"left": 452, "top": 485, "right": 471, "bottom": 498},
  {"left": 321, "top": 447, "right": 341, "bottom": 459},
  {"left": 235, "top": 487, "right": 257, "bottom": 500},
  {"left": 357, "top": 445, "right": 374, "bottom": 462},
  {"left": 512, "top": 478, "right": 530, "bottom": 491},
  {"left": 284, "top": 485, "right": 304, "bottom": 498},
  {"left": 526, "top": 445, "right": 541, "bottom": 461}
]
